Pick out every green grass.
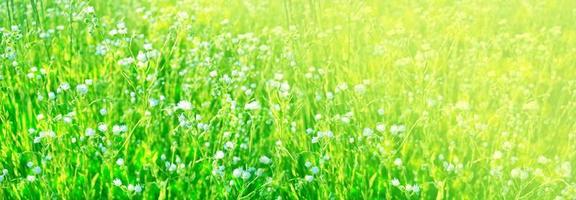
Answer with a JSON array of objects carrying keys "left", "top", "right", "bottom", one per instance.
[{"left": 1, "top": 0, "right": 576, "bottom": 199}]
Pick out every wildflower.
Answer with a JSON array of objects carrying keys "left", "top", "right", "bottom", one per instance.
[
  {"left": 118, "top": 57, "right": 135, "bottom": 66},
  {"left": 391, "top": 178, "right": 400, "bottom": 186},
  {"left": 232, "top": 168, "right": 243, "bottom": 178},
  {"left": 305, "top": 161, "right": 312, "bottom": 168},
  {"left": 244, "top": 101, "right": 261, "bottom": 110},
  {"left": 241, "top": 171, "right": 251, "bottom": 180},
  {"left": 177, "top": 100, "right": 193, "bottom": 110},
  {"left": 492, "top": 151, "right": 503, "bottom": 160},
  {"left": 98, "top": 124, "right": 108, "bottom": 132},
  {"left": 59, "top": 82, "right": 70, "bottom": 91},
  {"left": 100, "top": 108, "right": 108, "bottom": 116},
  {"left": 113, "top": 178, "right": 122, "bottom": 186},
  {"left": 311, "top": 166, "right": 319, "bottom": 174},
  {"left": 85, "top": 128, "right": 95, "bottom": 137},
  {"left": 390, "top": 124, "right": 406, "bottom": 135},
  {"left": 510, "top": 168, "right": 528, "bottom": 180},
  {"left": 259, "top": 156, "right": 272, "bottom": 164},
  {"left": 134, "top": 184, "right": 143, "bottom": 193},
  {"left": 376, "top": 124, "right": 386, "bottom": 132},
  {"left": 363, "top": 128, "right": 374, "bottom": 137},
  {"left": 149, "top": 98, "right": 159, "bottom": 107},
  {"left": 394, "top": 158, "right": 403, "bottom": 167},
  {"left": 76, "top": 84, "right": 88, "bottom": 95},
  {"left": 33, "top": 166, "right": 41, "bottom": 174},
  {"left": 27, "top": 175, "right": 36, "bottom": 182},
  {"left": 112, "top": 125, "right": 128, "bottom": 135},
  {"left": 214, "top": 151, "right": 225, "bottom": 160},
  {"left": 116, "top": 158, "right": 124, "bottom": 166},
  {"left": 304, "top": 175, "right": 314, "bottom": 182}
]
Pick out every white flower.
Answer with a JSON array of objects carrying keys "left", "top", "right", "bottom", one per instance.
[
  {"left": 311, "top": 166, "right": 319, "bottom": 174},
  {"left": 98, "top": 124, "right": 108, "bottom": 132},
  {"left": 214, "top": 151, "right": 225, "bottom": 160},
  {"left": 304, "top": 175, "right": 314, "bottom": 182},
  {"left": 305, "top": 161, "right": 312, "bottom": 168},
  {"left": 391, "top": 178, "right": 400, "bottom": 186},
  {"left": 83, "top": 6, "right": 95, "bottom": 13},
  {"left": 118, "top": 57, "right": 135, "bottom": 66},
  {"left": 112, "top": 125, "right": 128, "bottom": 135},
  {"left": 116, "top": 158, "right": 124, "bottom": 166},
  {"left": 32, "top": 166, "right": 41, "bottom": 174},
  {"left": 390, "top": 124, "right": 406, "bottom": 135},
  {"left": 241, "top": 171, "right": 251, "bottom": 180},
  {"left": 510, "top": 168, "right": 528, "bottom": 180},
  {"left": 100, "top": 108, "right": 108, "bottom": 116},
  {"left": 85, "top": 128, "right": 95, "bottom": 137},
  {"left": 376, "top": 124, "right": 386, "bottom": 132},
  {"left": 259, "top": 156, "right": 272, "bottom": 164},
  {"left": 492, "top": 151, "right": 503, "bottom": 160},
  {"left": 76, "top": 84, "right": 88, "bottom": 95},
  {"left": 363, "top": 128, "right": 373, "bottom": 137},
  {"left": 244, "top": 101, "right": 261, "bottom": 110},
  {"left": 59, "top": 82, "right": 70, "bottom": 91},
  {"left": 113, "top": 178, "right": 122, "bottom": 186},
  {"left": 394, "top": 158, "right": 403, "bottom": 167},
  {"left": 232, "top": 168, "right": 243, "bottom": 178},
  {"left": 27, "top": 175, "right": 36, "bottom": 182},
  {"left": 134, "top": 184, "right": 143, "bottom": 193},
  {"left": 149, "top": 98, "right": 159, "bottom": 107},
  {"left": 176, "top": 100, "right": 193, "bottom": 110}
]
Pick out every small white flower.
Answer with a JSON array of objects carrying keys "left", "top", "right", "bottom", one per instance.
[
  {"left": 241, "top": 171, "right": 251, "bottom": 180},
  {"left": 390, "top": 124, "right": 406, "bottom": 135},
  {"left": 176, "top": 100, "right": 193, "bottom": 110},
  {"left": 32, "top": 166, "right": 41, "bottom": 174},
  {"left": 98, "top": 124, "right": 108, "bottom": 132},
  {"left": 27, "top": 175, "right": 36, "bottom": 182},
  {"left": 214, "top": 151, "right": 225, "bottom": 160},
  {"left": 113, "top": 178, "right": 122, "bottom": 186},
  {"left": 304, "top": 175, "right": 314, "bottom": 182},
  {"left": 83, "top": 6, "right": 95, "bottom": 13},
  {"left": 134, "top": 184, "right": 143, "bottom": 193},
  {"left": 244, "top": 101, "right": 261, "bottom": 110},
  {"left": 363, "top": 128, "right": 373, "bottom": 137},
  {"left": 376, "top": 124, "right": 386, "bottom": 132},
  {"left": 149, "top": 98, "right": 159, "bottom": 107},
  {"left": 116, "top": 158, "right": 124, "bottom": 166},
  {"left": 259, "top": 156, "right": 272, "bottom": 164},
  {"left": 232, "top": 168, "right": 243, "bottom": 178},
  {"left": 85, "top": 128, "right": 95, "bottom": 137},
  {"left": 311, "top": 166, "right": 319, "bottom": 174},
  {"left": 391, "top": 178, "right": 400, "bottom": 186},
  {"left": 100, "top": 108, "right": 108, "bottom": 116},
  {"left": 492, "top": 151, "right": 503, "bottom": 160},
  {"left": 59, "top": 82, "right": 70, "bottom": 91},
  {"left": 394, "top": 158, "right": 403, "bottom": 167},
  {"left": 76, "top": 84, "right": 88, "bottom": 95}
]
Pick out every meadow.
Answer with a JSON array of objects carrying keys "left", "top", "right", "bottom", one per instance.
[{"left": 1, "top": 0, "right": 575, "bottom": 199}]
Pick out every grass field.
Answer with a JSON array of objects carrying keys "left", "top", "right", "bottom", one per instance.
[{"left": 1, "top": 0, "right": 576, "bottom": 199}]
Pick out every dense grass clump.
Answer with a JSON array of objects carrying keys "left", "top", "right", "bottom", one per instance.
[{"left": 1, "top": 0, "right": 576, "bottom": 199}]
